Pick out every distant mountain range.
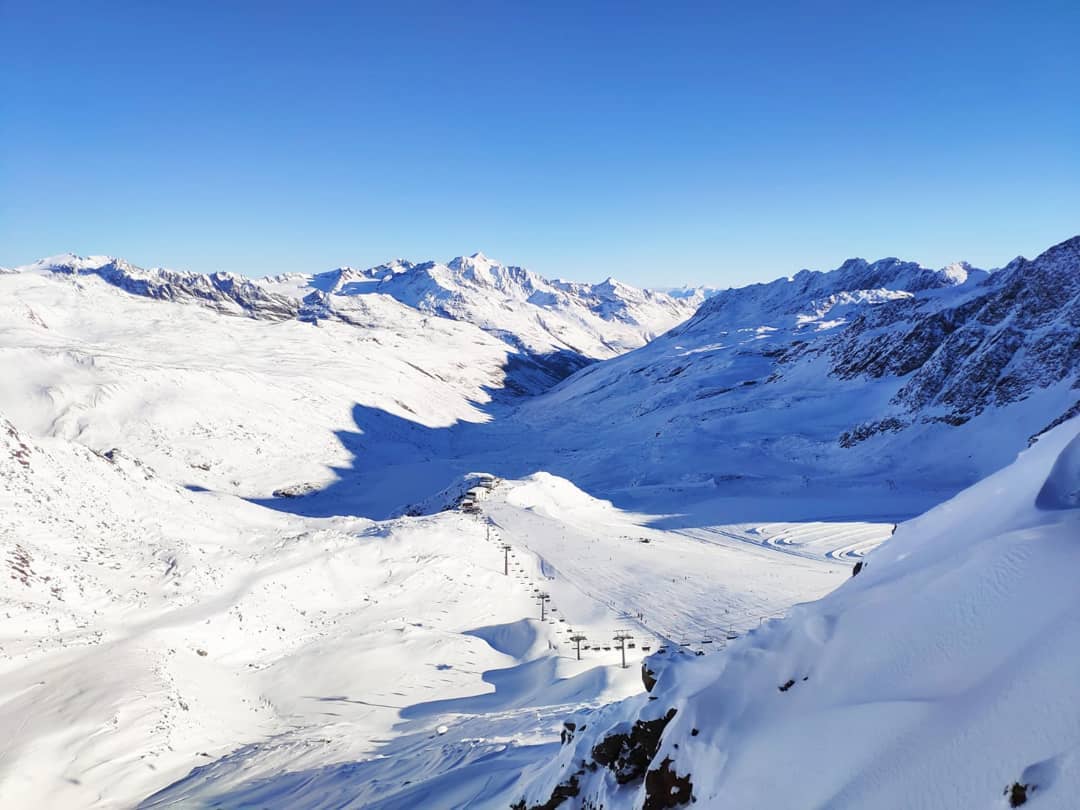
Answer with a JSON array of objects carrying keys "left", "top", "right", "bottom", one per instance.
[
  {"left": 5, "top": 236, "right": 1078, "bottom": 512},
  {"left": 13, "top": 251, "right": 702, "bottom": 365},
  {"left": 3, "top": 235, "right": 1078, "bottom": 809},
  {"left": 513, "top": 235, "right": 1079, "bottom": 508}
]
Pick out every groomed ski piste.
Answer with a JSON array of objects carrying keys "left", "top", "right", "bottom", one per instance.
[
  {"left": 1, "top": 244, "right": 1077, "bottom": 809},
  {"left": 2, "top": 415, "right": 886, "bottom": 808},
  {"left": 515, "top": 418, "right": 1080, "bottom": 810}
]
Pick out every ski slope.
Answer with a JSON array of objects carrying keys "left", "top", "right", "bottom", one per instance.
[
  {"left": 0, "top": 238, "right": 1076, "bottom": 809},
  {"left": 517, "top": 418, "right": 1080, "bottom": 810},
  {"left": 135, "top": 473, "right": 889, "bottom": 809}
]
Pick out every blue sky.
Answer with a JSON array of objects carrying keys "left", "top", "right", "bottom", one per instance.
[{"left": 2, "top": 1, "right": 1078, "bottom": 287}]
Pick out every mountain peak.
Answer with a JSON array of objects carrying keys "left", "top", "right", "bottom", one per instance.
[
  {"left": 23, "top": 253, "right": 117, "bottom": 273},
  {"left": 447, "top": 252, "right": 501, "bottom": 274},
  {"left": 1034, "top": 234, "right": 1080, "bottom": 267}
]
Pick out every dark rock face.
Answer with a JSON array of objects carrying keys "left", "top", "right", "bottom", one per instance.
[
  {"left": 511, "top": 773, "right": 582, "bottom": 810},
  {"left": 826, "top": 236, "right": 1080, "bottom": 427},
  {"left": 1005, "top": 781, "right": 1031, "bottom": 807},
  {"left": 590, "top": 708, "right": 677, "bottom": 785},
  {"left": 642, "top": 661, "right": 658, "bottom": 692},
  {"left": 1030, "top": 400, "right": 1080, "bottom": 446},
  {"left": 560, "top": 722, "right": 577, "bottom": 745},
  {"left": 643, "top": 757, "right": 693, "bottom": 810},
  {"left": 639, "top": 647, "right": 693, "bottom": 694},
  {"left": 838, "top": 418, "right": 908, "bottom": 448}
]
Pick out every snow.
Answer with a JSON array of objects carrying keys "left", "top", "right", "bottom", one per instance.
[
  {"left": 0, "top": 236, "right": 1077, "bottom": 809},
  {"left": 517, "top": 418, "right": 1080, "bottom": 809},
  {"left": 16, "top": 251, "right": 700, "bottom": 364}
]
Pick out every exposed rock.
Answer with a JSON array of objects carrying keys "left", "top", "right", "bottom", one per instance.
[
  {"left": 837, "top": 417, "right": 908, "bottom": 448},
  {"left": 643, "top": 757, "right": 693, "bottom": 810},
  {"left": 511, "top": 773, "right": 581, "bottom": 810},
  {"left": 1005, "top": 781, "right": 1032, "bottom": 807},
  {"left": 272, "top": 482, "right": 320, "bottom": 498},
  {"left": 642, "top": 661, "right": 658, "bottom": 692},
  {"left": 590, "top": 708, "right": 677, "bottom": 785}
]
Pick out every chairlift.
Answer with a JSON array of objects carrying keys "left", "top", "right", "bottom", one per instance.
[
  {"left": 627, "top": 642, "right": 636, "bottom": 649},
  {"left": 641, "top": 645, "right": 652, "bottom": 652}
]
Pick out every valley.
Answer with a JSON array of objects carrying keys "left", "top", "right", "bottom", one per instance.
[{"left": 1, "top": 239, "right": 1077, "bottom": 809}]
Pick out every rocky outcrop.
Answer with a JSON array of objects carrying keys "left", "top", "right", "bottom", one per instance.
[{"left": 828, "top": 238, "right": 1080, "bottom": 423}]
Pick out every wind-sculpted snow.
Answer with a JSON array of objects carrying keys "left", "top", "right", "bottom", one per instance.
[{"left": 515, "top": 418, "right": 1080, "bottom": 810}]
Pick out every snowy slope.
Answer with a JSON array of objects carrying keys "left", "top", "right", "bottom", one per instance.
[
  {"left": 1, "top": 234, "right": 1077, "bottom": 810},
  {"left": 133, "top": 472, "right": 881, "bottom": 810},
  {"left": 0, "top": 268, "right": 514, "bottom": 496},
  {"left": 510, "top": 236, "right": 1080, "bottom": 511},
  {"left": 0, "top": 259, "right": 880, "bottom": 809},
  {"left": 1, "top": 412, "right": 883, "bottom": 809},
  {"left": 17, "top": 252, "right": 699, "bottom": 377},
  {"left": 515, "top": 416, "right": 1080, "bottom": 810},
  {"left": 0, "top": 415, "right": 546, "bottom": 808},
  {"left": 260, "top": 251, "right": 698, "bottom": 359}
]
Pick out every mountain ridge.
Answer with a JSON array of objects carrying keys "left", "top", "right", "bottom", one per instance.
[
  {"left": 511, "top": 234, "right": 1079, "bottom": 509},
  {"left": 13, "top": 251, "right": 701, "bottom": 368}
]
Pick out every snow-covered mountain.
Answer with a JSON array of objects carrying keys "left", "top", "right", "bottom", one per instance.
[
  {"left": 512, "top": 236, "right": 1080, "bottom": 512},
  {"left": 2, "top": 235, "right": 1078, "bottom": 809},
  {"left": 266, "top": 252, "right": 697, "bottom": 357},
  {"left": 514, "top": 416, "right": 1080, "bottom": 810},
  {"left": 0, "top": 263, "right": 519, "bottom": 498},
  {"left": 17, "top": 252, "right": 699, "bottom": 381},
  {"left": 18, "top": 254, "right": 301, "bottom": 320}
]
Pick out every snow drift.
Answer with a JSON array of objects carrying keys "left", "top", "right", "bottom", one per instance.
[{"left": 514, "top": 417, "right": 1080, "bottom": 810}]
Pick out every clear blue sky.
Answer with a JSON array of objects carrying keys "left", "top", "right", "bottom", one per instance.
[{"left": 2, "top": 1, "right": 1078, "bottom": 287}]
